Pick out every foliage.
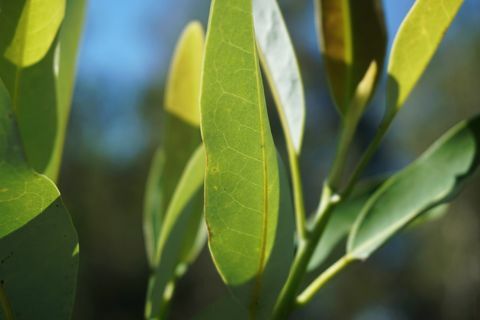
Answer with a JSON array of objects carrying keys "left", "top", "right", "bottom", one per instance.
[
  {"left": 142, "top": 0, "right": 478, "bottom": 319},
  {"left": 0, "top": 0, "right": 477, "bottom": 319},
  {"left": 0, "top": 0, "right": 85, "bottom": 319}
]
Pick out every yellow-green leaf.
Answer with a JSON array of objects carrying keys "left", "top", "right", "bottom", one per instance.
[
  {"left": 386, "top": 0, "right": 463, "bottom": 113},
  {"left": 164, "top": 22, "right": 204, "bottom": 127},
  {"left": 0, "top": 0, "right": 85, "bottom": 181},
  {"left": 3, "top": 0, "right": 66, "bottom": 67}
]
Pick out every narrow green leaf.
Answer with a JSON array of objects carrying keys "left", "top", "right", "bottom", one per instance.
[
  {"left": 253, "top": 0, "right": 305, "bottom": 153},
  {"left": 47, "top": 0, "right": 87, "bottom": 180},
  {"left": 196, "top": 157, "right": 294, "bottom": 319},
  {"left": 347, "top": 115, "right": 480, "bottom": 260},
  {"left": 0, "top": 0, "right": 85, "bottom": 181},
  {"left": 143, "top": 22, "right": 204, "bottom": 266},
  {"left": 1, "top": 0, "right": 66, "bottom": 67},
  {"left": 143, "top": 149, "right": 166, "bottom": 265},
  {"left": 315, "top": 0, "right": 386, "bottom": 114},
  {"left": 386, "top": 0, "right": 463, "bottom": 113},
  {"left": 165, "top": 22, "right": 204, "bottom": 126},
  {"left": 145, "top": 146, "right": 206, "bottom": 319},
  {"left": 202, "top": 0, "right": 282, "bottom": 285},
  {"left": 0, "top": 80, "right": 78, "bottom": 319}
]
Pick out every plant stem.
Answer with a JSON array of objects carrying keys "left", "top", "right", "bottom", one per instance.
[
  {"left": 296, "top": 255, "right": 353, "bottom": 306},
  {"left": 285, "top": 140, "right": 307, "bottom": 241},
  {"left": 0, "top": 284, "right": 14, "bottom": 320},
  {"left": 343, "top": 114, "right": 393, "bottom": 197},
  {"left": 272, "top": 185, "right": 339, "bottom": 319},
  {"left": 327, "top": 118, "right": 357, "bottom": 191}
]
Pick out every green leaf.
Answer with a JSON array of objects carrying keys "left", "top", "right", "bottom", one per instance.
[
  {"left": 196, "top": 157, "right": 294, "bottom": 319},
  {"left": 143, "top": 22, "right": 204, "bottom": 266},
  {"left": 165, "top": 22, "right": 204, "bottom": 126},
  {"left": 386, "top": 0, "right": 463, "bottom": 113},
  {"left": 202, "top": 0, "right": 282, "bottom": 285},
  {"left": 253, "top": 0, "right": 305, "bottom": 153},
  {"left": 347, "top": 115, "right": 480, "bottom": 260},
  {"left": 0, "top": 80, "right": 78, "bottom": 319},
  {"left": 145, "top": 146, "right": 206, "bottom": 319},
  {"left": 0, "top": 0, "right": 85, "bottom": 181},
  {"left": 47, "top": 0, "right": 87, "bottom": 180},
  {"left": 201, "top": 0, "right": 294, "bottom": 316},
  {"left": 315, "top": 0, "right": 386, "bottom": 115},
  {"left": 1, "top": 0, "right": 66, "bottom": 67}
]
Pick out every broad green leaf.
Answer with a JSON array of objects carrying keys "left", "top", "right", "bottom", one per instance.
[
  {"left": 253, "top": 0, "right": 305, "bottom": 153},
  {"left": 347, "top": 115, "right": 480, "bottom": 260},
  {"left": 0, "top": 0, "right": 85, "bottom": 181},
  {"left": 196, "top": 158, "right": 294, "bottom": 319},
  {"left": 386, "top": 0, "right": 463, "bottom": 113},
  {"left": 143, "top": 22, "right": 204, "bottom": 266},
  {"left": 145, "top": 146, "right": 205, "bottom": 319},
  {"left": 202, "top": 0, "right": 282, "bottom": 285},
  {"left": 2, "top": 0, "right": 66, "bottom": 67},
  {"left": 0, "top": 80, "right": 78, "bottom": 319},
  {"left": 315, "top": 0, "right": 386, "bottom": 114}
]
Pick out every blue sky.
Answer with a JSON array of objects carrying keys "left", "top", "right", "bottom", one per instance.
[{"left": 72, "top": 0, "right": 478, "bottom": 165}]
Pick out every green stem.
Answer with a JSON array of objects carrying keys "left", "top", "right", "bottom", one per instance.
[
  {"left": 285, "top": 139, "right": 307, "bottom": 241},
  {"left": 343, "top": 114, "right": 394, "bottom": 197},
  {"left": 271, "top": 186, "right": 339, "bottom": 319},
  {"left": 0, "top": 284, "right": 14, "bottom": 320},
  {"left": 327, "top": 118, "right": 357, "bottom": 191},
  {"left": 296, "top": 255, "right": 353, "bottom": 306}
]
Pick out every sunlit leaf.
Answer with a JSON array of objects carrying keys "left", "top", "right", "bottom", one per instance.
[
  {"left": 202, "top": 0, "right": 280, "bottom": 285},
  {"left": 165, "top": 22, "right": 204, "bottom": 126},
  {"left": 347, "top": 115, "right": 480, "bottom": 260},
  {"left": 2, "top": 0, "right": 66, "bottom": 67},
  {"left": 0, "top": 0, "right": 85, "bottom": 181},
  {"left": 145, "top": 146, "right": 205, "bottom": 319},
  {"left": 143, "top": 22, "right": 204, "bottom": 266},
  {"left": 253, "top": 0, "right": 305, "bottom": 153},
  {"left": 0, "top": 79, "right": 78, "bottom": 319},
  {"left": 315, "top": 0, "right": 386, "bottom": 115},
  {"left": 386, "top": 0, "right": 463, "bottom": 113},
  {"left": 201, "top": 0, "right": 294, "bottom": 316}
]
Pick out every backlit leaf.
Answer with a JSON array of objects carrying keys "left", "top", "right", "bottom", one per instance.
[
  {"left": 2, "top": 0, "right": 66, "bottom": 67},
  {"left": 202, "top": 0, "right": 281, "bottom": 286},
  {"left": 386, "top": 0, "right": 463, "bottom": 113},
  {"left": 0, "top": 0, "right": 85, "bottom": 181}
]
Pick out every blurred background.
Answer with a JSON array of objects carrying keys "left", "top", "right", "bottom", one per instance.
[{"left": 61, "top": 0, "right": 480, "bottom": 319}]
